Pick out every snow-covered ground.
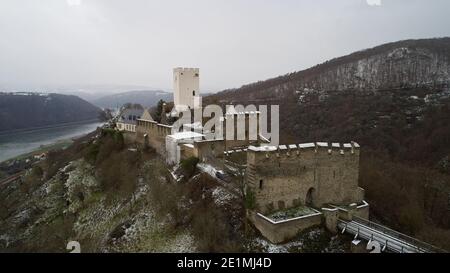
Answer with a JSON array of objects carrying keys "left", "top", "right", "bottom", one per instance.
[{"left": 211, "top": 187, "right": 235, "bottom": 206}]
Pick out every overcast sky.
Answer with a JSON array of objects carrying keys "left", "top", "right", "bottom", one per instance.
[{"left": 1, "top": 0, "right": 450, "bottom": 93}]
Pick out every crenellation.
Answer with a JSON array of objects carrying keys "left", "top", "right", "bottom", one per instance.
[
  {"left": 246, "top": 141, "right": 365, "bottom": 216},
  {"left": 173, "top": 67, "right": 199, "bottom": 73},
  {"left": 316, "top": 142, "right": 328, "bottom": 148},
  {"left": 248, "top": 142, "right": 359, "bottom": 161},
  {"left": 288, "top": 144, "right": 298, "bottom": 150},
  {"left": 278, "top": 145, "right": 288, "bottom": 150},
  {"left": 299, "top": 143, "right": 315, "bottom": 149}
]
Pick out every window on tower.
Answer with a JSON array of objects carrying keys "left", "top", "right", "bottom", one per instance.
[{"left": 193, "top": 90, "right": 195, "bottom": 96}]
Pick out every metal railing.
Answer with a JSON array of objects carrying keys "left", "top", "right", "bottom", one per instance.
[{"left": 350, "top": 216, "right": 445, "bottom": 253}]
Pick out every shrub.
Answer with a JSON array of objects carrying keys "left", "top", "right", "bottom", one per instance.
[
  {"left": 31, "top": 166, "right": 43, "bottom": 177},
  {"left": 244, "top": 189, "right": 256, "bottom": 210},
  {"left": 20, "top": 166, "right": 45, "bottom": 194},
  {"left": 437, "top": 155, "right": 450, "bottom": 174},
  {"left": 190, "top": 204, "right": 241, "bottom": 252},
  {"left": 84, "top": 130, "right": 124, "bottom": 165},
  {"left": 0, "top": 170, "right": 6, "bottom": 180},
  {"left": 84, "top": 143, "right": 100, "bottom": 164},
  {"left": 97, "top": 150, "right": 138, "bottom": 199},
  {"left": 180, "top": 157, "right": 199, "bottom": 179}
]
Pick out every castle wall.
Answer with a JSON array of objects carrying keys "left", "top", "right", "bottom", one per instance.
[
  {"left": 248, "top": 210, "right": 322, "bottom": 244},
  {"left": 122, "top": 131, "right": 137, "bottom": 145},
  {"left": 180, "top": 144, "right": 198, "bottom": 161},
  {"left": 224, "top": 148, "right": 248, "bottom": 165},
  {"left": 353, "top": 204, "right": 370, "bottom": 220},
  {"left": 246, "top": 143, "right": 363, "bottom": 214},
  {"left": 223, "top": 112, "right": 260, "bottom": 150},
  {"left": 136, "top": 119, "right": 172, "bottom": 156},
  {"left": 194, "top": 140, "right": 225, "bottom": 163}
]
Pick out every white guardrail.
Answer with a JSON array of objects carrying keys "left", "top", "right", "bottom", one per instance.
[{"left": 338, "top": 217, "right": 445, "bottom": 253}]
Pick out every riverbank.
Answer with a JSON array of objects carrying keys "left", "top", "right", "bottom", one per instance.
[
  {"left": 0, "top": 121, "right": 104, "bottom": 163},
  {"left": 0, "top": 119, "right": 101, "bottom": 136},
  {"left": 8, "top": 139, "right": 73, "bottom": 161}
]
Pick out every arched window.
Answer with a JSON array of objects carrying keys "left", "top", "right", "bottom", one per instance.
[
  {"left": 259, "top": 180, "right": 263, "bottom": 190},
  {"left": 192, "top": 90, "right": 195, "bottom": 96}
]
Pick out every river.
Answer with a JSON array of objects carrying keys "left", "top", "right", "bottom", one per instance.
[{"left": 0, "top": 121, "right": 104, "bottom": 162}]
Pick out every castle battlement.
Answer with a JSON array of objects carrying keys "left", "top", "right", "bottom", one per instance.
[
  {"left": 246, "top": 140, "right": 365, "bottom": 224},
  {"left": 224, "top": 111, "right": 260, "bottom": 118},
  {"left": 248, "top": 141, "right": 360, "bottom": 157},
  {"left": 173, "top": 67, "right": 199, "bottom": 73}
]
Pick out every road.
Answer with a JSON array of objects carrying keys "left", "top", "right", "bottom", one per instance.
[{"left": 0, "top": 171, "right": 24, "bottom": 188}]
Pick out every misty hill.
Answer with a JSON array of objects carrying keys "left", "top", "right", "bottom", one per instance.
[
  {"left": 206, "top": 37, "right": 450, "bottom": 169},
  {"left": 0, "top": 92, "right": 102, "bottom": 132},
  {"left": 205, "top": 38, "right": 450, "bottom": 248},
  {"left": 92, "top": 90, "right": 172, "bottom": 109},
  {"left": 206, "top": 38, "right": 450, "bottom": 154},
  {"left": 209, "top": 38, "right": 450, "bottom": 103}
]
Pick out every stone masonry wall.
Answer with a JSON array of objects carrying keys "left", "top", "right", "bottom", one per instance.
[
  {"left": 136, "top": 119, "right": 172, "bottom": 155},
  {"left": 194, "top": 140, "right": 225, "bottom": 163},
  {"left": 246, "top": 142, "right": 362, "bottom": 214},
  {"left": 249, "top": 210, "right": 322, "bottom": 244}
]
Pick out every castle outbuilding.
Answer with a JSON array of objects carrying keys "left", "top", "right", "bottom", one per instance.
[{"left": 245, "top": 142, "right": 369, "bottom": 243}]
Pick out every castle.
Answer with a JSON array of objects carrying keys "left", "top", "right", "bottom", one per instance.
[
  {"left": 245, "top": 143, "right": 368, "bottom": 243},
  {"left": 118, "top": 67, "right": 370, "bottom": 244}
]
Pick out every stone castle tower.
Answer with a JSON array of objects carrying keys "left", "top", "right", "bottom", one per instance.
[{"left": 173, "top": 67, "right": 201, "bottom": 111}]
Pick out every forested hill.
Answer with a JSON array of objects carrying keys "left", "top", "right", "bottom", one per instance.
[
  {"left": 0, "top": 92, "right": 102, "bottom": 132},
  {"left": 208, "top": 38, "right": 450, "bottom": 103},
  {"left": 91, "top": 90, "right": 172, "bottom": 109},
  {"left": 204, "top": 38, "right": 450, "bottom": 248},
  {"left": 205, "top": 38, "right": 450, "bottom": 166}
]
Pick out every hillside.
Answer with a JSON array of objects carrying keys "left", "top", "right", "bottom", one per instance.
[
  {"left": 209, "top": 38, "right": 450, "bottom": 103},
  {"left": 206, "top": 38, "right": 450, "bottom": 163},
  {"left": 0, "top": 129, "right": 351, "bottom": 253},
  {"left": 205, "top": 38, "right": 450, "bottom": 249},
  {"left": 0, "top": 93, "right": 102, "bottom": 133},
  {"left": 92, "top": 90, "right": 172, "bottom": 109}
]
